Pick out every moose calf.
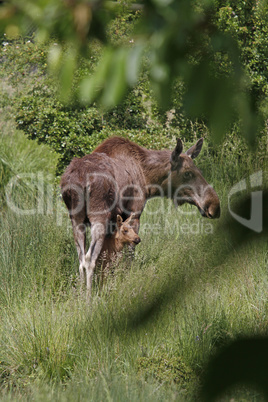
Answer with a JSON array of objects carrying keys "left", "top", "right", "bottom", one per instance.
[{"left": 97, "top": 213, "right": 141, "bottom": 284}]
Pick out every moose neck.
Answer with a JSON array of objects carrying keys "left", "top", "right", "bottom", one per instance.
[
  {"left": 102, "top": 235, "right": 118, "bottom": 255},
  {"left": 114, "top": 235, "right": 124, "bottom": 253},
  {"left": 141, "top": 149, "right": 172, "bottom": 197}
]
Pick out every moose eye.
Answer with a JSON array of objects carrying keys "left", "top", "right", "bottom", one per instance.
[
  {"left": 123, "top": 229, "right": 128, "bottom": 234},
  {"left": 183, "top": 171, "right": 192, "bottom": 179}
]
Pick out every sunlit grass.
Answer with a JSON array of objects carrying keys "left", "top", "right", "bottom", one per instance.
[
  {"left": 0, "top": 124, "right": 266, "bottom": 400},
  {"left": 0, "top": 183, "right": 267, "bottom": 401}
]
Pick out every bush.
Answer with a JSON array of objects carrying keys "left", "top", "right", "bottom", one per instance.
[
  {"left": 2, "top": 2, "right": 267, "bottom": 181},
  {"left": 14, "top": 73, "right": 181, "bottom": 175},
  {"left": 215, "top": 0, "right": 268, "bottom": 102},
  {"left": 137, "top": 348, "right": 194, "bottom": 388},
  {"left": 15, "top": 84, "right": 107, "bottom": 175}
]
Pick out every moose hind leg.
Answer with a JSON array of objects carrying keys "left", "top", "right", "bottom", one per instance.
[
  {"left": 84, "top": 222, "right": 105, "bottom": 297},
  {"left": 71, "top": 218, "right": 86, "bottom": 282}
]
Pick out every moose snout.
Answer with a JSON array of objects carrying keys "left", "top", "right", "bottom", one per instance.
[
  {"left": 200, "top": 204, "right": 220, "bottom": 219},
  {"left": 206, "top": 203, "right": 221, "bottom": 219},
  {"left": 133, "top": 236, "right": 141, "bottom": 244},
  {"left": 200, "top": 186, "right": 221, "bottom": 219}
]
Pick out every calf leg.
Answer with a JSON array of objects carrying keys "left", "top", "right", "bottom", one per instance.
[
  {"left": 127, "top": 217, "right": 140, "bottom": 258},
  {"left": 84, "top": 222, "right": 106, "bottom": 298}
]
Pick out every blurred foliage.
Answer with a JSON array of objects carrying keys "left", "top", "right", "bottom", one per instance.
[
  {"left": 0, "top": 0, "right": 267, "bottom": 144},
  {"left": 201, "top": 337, "right": 268, "bottom": 401}
]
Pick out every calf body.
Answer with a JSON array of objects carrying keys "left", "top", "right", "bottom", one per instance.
[
  {"left": 97, "top": 214, "right": 141, "bottom": 283},
  {"left": 60, "top": 136, "right": 220, "bottom": 297}
]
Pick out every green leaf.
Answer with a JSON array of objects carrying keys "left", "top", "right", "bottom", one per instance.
[
  {"left": 79, "top": 48, "right": 114, "bottom": 105},
  {"left": 101, "top": 48, "right": 128, "bottom": 108},
  {"left": 47, "top": 43, "right": 62, "bottom": 73},
  {"left": 126, "top": 43, "right": 144, "bottom": 86},
  {"left": 58, "top": 46, "right": 77, "bottom": 103}
]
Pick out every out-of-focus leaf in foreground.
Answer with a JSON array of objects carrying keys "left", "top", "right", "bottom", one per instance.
[{"left": 200, "top": 337, "right": 268, "bottom": 401}]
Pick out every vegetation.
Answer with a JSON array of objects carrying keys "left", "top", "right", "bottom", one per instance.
[
  {"left": 0, "top": 192, "right": 267, "bottom": 401},
  {"left": 0, "top": 0, "right": 267, "bottom": 401}
]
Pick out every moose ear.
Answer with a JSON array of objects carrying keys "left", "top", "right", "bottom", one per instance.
[
  {"left": 116, "top": 215, "right": 123, "bottom": 228},
  {"left": 125, "top": 212, "right": 136, "bottom": 225},
  {"left": 170, "top": 138, "right": 183, "bottom": 168},
  {"left": 185, "top": 138, "right": 203, "bottom": 159}
]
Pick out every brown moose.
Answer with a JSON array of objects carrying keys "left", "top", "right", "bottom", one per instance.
[
  {"left": 60, "top": 136, "right": 220, "bottom": 297},
  {"left": 97, "top": 213, "right": 141, "bottom": 284}
]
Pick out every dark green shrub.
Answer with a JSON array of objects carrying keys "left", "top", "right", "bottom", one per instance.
[
  {"left": 15, "top": 84, "right": 108, "bottom": 174},
  {"left": 7, "top": 1, "right": 267, "bottom": 181},
  {"left": 214, "top": 0, "right": 268, "bottom": 102},
  {"left": 136, "top": 349, "right": 194, "bottom": 388}
]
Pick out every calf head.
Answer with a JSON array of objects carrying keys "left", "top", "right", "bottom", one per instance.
[
  {"left": 170, "top": 138, "right": 220, "bottom": 219},
  {"left": 115, "top": 213, "right": 141, "bottom": 246}
]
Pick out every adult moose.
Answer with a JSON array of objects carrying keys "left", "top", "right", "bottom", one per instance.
[{"left": 60, "top": 136, "right": 220, "bottom": 297}]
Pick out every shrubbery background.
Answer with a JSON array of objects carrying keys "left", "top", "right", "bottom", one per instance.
[{"left": 1, "top": 0, "right": 267, "bottom": 176}]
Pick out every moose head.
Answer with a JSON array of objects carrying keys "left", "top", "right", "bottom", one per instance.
[
  {"left": 169, "top": 138, "right": 220, "bottom": 219},
  {"left": 115, "top": 213, "right": 141, "bottom": 246}
]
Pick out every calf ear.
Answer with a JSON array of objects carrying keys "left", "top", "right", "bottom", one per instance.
[
  {"left": 125, "top": 212, "right": 136, "bottom": 225},
  {"left": 185, "top": 138, "right": 203, "bottom": 159},
  {"left": 129, "top": 212, "right": 136, "bottom": 225},
  {"left": 116, "top": 215, "right": 123, "bottom": 228},
  {"left": 170, "top": 138, "right": 183, "bottom": 169}
]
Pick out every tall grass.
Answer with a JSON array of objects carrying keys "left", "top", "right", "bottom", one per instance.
[
  {"left": 0, "top": 94, "right": 267, "bottom": 401},
  {"left": 0, "top": 181, "right": 267, "bottom": 400},
  {"left": 0, "top": 129, "right": 58, "bottom": 211}
]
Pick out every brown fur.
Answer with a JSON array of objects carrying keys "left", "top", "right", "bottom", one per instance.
[
  {"left": 97, "top": 213, "right": 141, "bottom": 283},
  {"left": 60, "top": 136, "right": 220, "bottom": 297}
]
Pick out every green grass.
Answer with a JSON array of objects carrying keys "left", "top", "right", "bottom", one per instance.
[
  {"left": 0, "top": 129, "right": 58, "bottom": 211},
  {"left": 0, "top": 185, "right": 267, "bottom": 400}
]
